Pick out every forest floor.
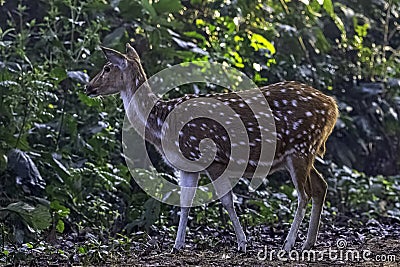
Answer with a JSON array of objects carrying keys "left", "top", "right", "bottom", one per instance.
[
  {"left": 123, "top": 221, "right": 400, "bottom": 267},
  {"left": 4, "top": 218, "right": 399, "bottom": 266}
]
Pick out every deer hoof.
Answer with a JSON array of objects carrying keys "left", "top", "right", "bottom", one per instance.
[
  {"left": 282, "top": 239, "right": 295, "bottom": 253},
  {"left": 301, "top": 240, "right": 315, "bottom": 251},
  {"left": 237, "top": 241, "right": 247, "bottom": 253},
  {"left": 171, "top": 242, "right": 185, "bottom": 253}
]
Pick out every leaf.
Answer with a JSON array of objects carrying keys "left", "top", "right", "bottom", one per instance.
[
  {"left": 102, "top": 27, "right": 127, "bottom": 47},
  {"left": 153, "top": 0, "right": 183, "bottom": 14},
  {"left": 229, "top": 51, "right": 245, "bottom": 68},
  {"left": 141, "top": 0, "right": 157, "bottom": 19},
  {"left": 250, "top": 33, "right": 276, "bottom": 55},
  {"left": 85, "top": 1, "right": 112, "bottom": 11},
  {"left": 143, "top": 198, "right": 160, "bottom": 230},
  {"left": 78, "top": 92, "right": 101, "bottom": 107},
  {"left": 51, "top": 154, "right": 71, "bottom": 178},
  {"left": 1, "top": 202, "right": 51, "bottom": 230},
  {"left": 314, "top": 28, "right": 331, "bottom": 52},
  {"left": 51, "top": 67, "right": 67, "bottom": 84},
  {"left": 172, "top": 37, "right": 208, "bottom": 55},
  {"left": 356, "top": 82, "right": 384, "bottom": 95},
  {"left": 50, "top": 200, "right": 70, "bottom": 218},
  {"left": 195, "top": 19, "right": 206, "bottom": 26},
  {"left": 323, "top": 0, "right": 334, "bottom": 16},
  {"left": 67, "top": 71, "right": 89, "bottom": 84},
  {"left": 118, "top": 0, "right": 143, "bottom": 20},
  {"left": 7, "top": 149, "right": 45, "bottom": 190},
  {"left": 354, "top": 23, "right": 370, "bottom": 38},
  {"left": 0, "top": 80, "right": 19, "bottom": 87},
  {"left": 0, "top": 152, "right": 6, "bottom": 173},
  {"left": 56, "top": 220, "right": 65, "bottom": 233},
  {"left": 183, "top": 31, "right": 206, "bottom": 42}
]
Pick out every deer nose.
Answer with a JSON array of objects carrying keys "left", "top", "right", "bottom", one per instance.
[
  {"left": 85, "top": 84, "right": 92, "bottom": 93},
  {"left": 85, "top": 84, "right": 97, "bottom": 96}
]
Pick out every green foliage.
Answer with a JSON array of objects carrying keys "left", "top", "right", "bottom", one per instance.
[
  {"left": 329, "top": 165, "right": 400, "bottom": 221},
  {"left": 0, "top": 202, "right": 51, "bottom": 231},
  {"left": 0, "top": 0, "right": 399, "bottom": 264}
]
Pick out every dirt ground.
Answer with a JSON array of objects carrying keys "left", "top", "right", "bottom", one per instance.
[
  {"left": 5, "top": 220, "right": 399, "bottom": 266},
  {"left": 123, "top": 237, "right": 399, "bottom": 266},
  {"left": 110, "top": 221, "right": 400, "bottom": 266}
]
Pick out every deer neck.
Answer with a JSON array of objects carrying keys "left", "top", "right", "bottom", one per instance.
[{"left": 120, "top": 76, "right": 161, "bottom": 146}]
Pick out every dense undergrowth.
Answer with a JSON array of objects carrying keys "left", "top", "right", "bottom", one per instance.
[{"left": 0, "top": 0, "right": 399, "bottom": 264}]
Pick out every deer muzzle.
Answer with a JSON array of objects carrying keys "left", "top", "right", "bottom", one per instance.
[{"left": 85, "top": 84, "right": 98, "bottom": 97}]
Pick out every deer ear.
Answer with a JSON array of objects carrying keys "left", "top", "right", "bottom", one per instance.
[
  {"left": 126, "top": 43, "right": 140, "bottom": 60},
  {"left": 101, "top": 46, "right": 128, "bottom": 70}
]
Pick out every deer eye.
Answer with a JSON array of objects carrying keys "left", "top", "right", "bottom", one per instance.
[{"left": 104, "top": 66, "right": 111, "bottom": 73}]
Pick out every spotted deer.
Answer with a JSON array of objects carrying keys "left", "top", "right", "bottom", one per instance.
[{"left": 86, "top": 43, "right": 338, "bottom": 253}]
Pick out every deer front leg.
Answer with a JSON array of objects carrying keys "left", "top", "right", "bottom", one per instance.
[{"left": 172, "top": 171, "right": 198, "bottom": 252}]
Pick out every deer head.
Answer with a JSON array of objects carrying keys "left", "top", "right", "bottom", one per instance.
[{"left": 85, "top": 43, "right": 144, "bottom": 97}]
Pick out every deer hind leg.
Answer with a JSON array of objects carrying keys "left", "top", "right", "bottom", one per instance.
[
  {"left": 172, "top": 171, "right": 199, "bottom": 252},
  {"left": 302, "top": 166, "right": 327, "bottom": 251},
  {"left": 283, "top": 155, "right": 311, "bottom": 252},
  {"left": 209, "top": 170, "right": 247, "bottom": 252},
  {"left": 219, "top": 191, "right": 247, "bottom": 252}
]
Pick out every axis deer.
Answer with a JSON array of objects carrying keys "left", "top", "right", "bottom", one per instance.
[{"left": 85, "top": 43, "right": 338, "bottom": 253}]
